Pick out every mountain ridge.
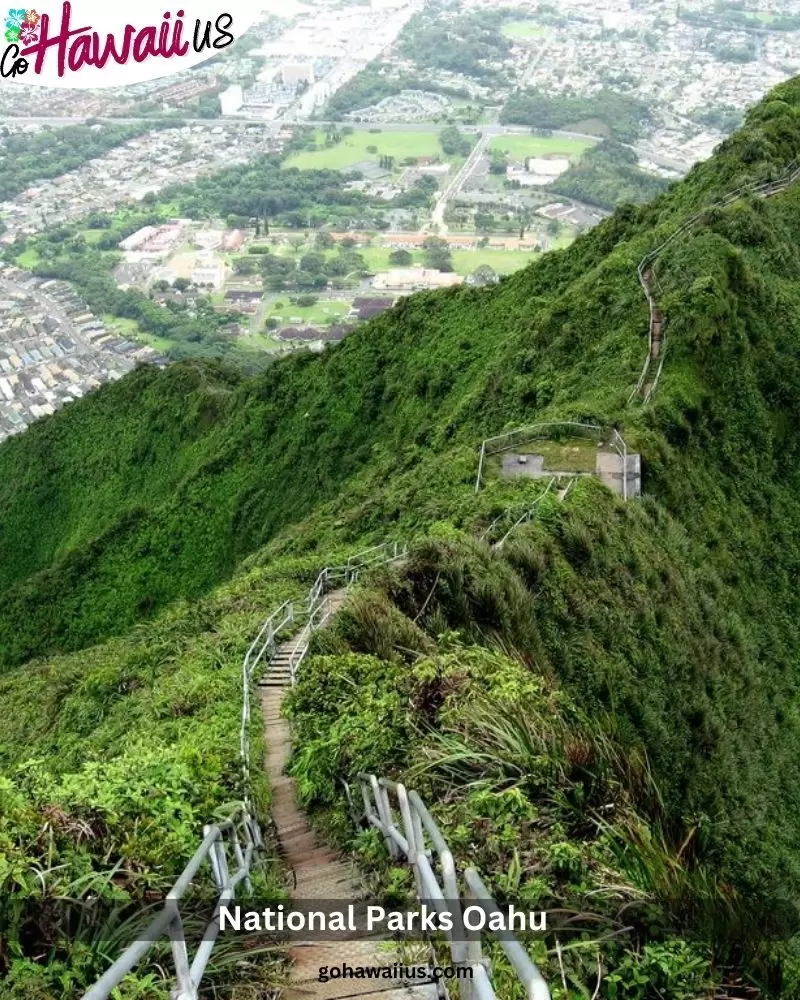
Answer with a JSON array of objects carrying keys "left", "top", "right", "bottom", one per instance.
[{"left": 3, "top": 77, "right": 800, "bottom": 997}]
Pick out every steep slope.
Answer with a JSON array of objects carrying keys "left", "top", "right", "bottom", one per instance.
[{"left": 3, "top": 77, "right": 800, "bottom": 998}]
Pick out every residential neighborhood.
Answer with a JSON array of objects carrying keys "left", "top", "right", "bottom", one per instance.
[
  {"left": 0, "top": 266, "right": 162, "bottom": 442},
  {"left": 2, "top": 0, "right": 800, "bottom": 433}
]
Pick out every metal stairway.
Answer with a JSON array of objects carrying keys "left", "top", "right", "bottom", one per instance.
[
  {"left": 79, "top": 538, "right": 549, "bottom": 1000},
  {"left": 260, "top": 588, "right": 439, "bottom": 999}
]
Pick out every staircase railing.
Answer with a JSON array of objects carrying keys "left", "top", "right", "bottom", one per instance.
[
  {"left": 494, "top": 477, "right": 557, "bottom": 549},
  {"left": 475, "top": 421, "right": 604, "bottom": 492},
  {"left": 629, "top": 157, "right": 800, "bottom": 404},
  {"left": 82, "top": 809, "right": 260, "bottom": 1000},
  {"left": 289, "top": 540, "right": 408, "bottom": 685},
  {"left": 475, "top": 423, "right": 634, "bottom": 500},
  {"left": 81, "top": 540, "right": 406, "bottom": 999},
  {"left": 353, "top": 773, "right": 551, "bottom": 1000},
  {"left": 241, "top": 600, "right": 294, "bottom": 809}
]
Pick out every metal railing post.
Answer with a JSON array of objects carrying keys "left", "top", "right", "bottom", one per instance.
[
  {"left": 351, "top": 777, "right": 550, "bottom": 1000},
  {"left": 204, "top": 825, "right": 223, "bottom": 890},
  {"left": 475, "top": 441, "right": 486, "bottom": 492},
  {"left": 167, "top": 906, "right": 197, "bottom": 1000}
]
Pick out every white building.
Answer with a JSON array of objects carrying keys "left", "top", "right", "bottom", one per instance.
[
  {"left": 119, "top": 226, "right": 157, "bottom": 251},
  {"left": 192, "top": 253, "right": 226, "bottom": 290},
  {"left": 219, "top": 84, "right": 244, "bottom": 116},
  {"left": 373, "top": 267, "right": 463, "bottom": 291},
  {"left": 526, "top": 156, "right": 571, "bottom": 177},
  {"left": 282, "top": 62, "right": 315, "bottom": 88}
]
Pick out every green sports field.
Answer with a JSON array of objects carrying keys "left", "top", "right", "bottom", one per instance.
[
  {"left": 501, "top": 20, "right": 550, "bottom": 39},
  {"left": 283, "top": 130, "right": 445, "bottom": 170},
  {"left": 489, "top": 134, "right": 594, "bottom": 162}
]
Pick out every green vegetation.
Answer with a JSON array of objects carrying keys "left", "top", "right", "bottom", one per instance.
[
  {"left": 0, "top": 551, "right": 304, "bottom": 997},
  {"left": 489, "top": 133, "right": 595, "bottom": 162},
  {"left": 679, "top": 5, "right": 800, "bottom": 32},
  {"left": 501, "top": 19, "right": 550, "bottom": 39},
  {"left": 439, "top": 124, "right": 474, "bottom": 157},
  {"left": 397, "top": 3, "right": 514, "bottom": 83},
  {"left": 450, "top": 248, "right": 536, "bottom": 274},
  {"left": 321, "top": 61, "right": 473, "bottom": 120},
  {"left": 158, "top": 151, "right": 374, "bottom": 229},
  {"left": 551, "top": 140, "right": 669, "bottom": 210},
  {"left": 283, "top": 128, "right": 443, "bottom": 170},
  {"left": 4, "top": 219, "right": 252, "bottom": 365},
  {"left": 0, "top": 122, "right": 153, "bottom": 202},
  {"left": 501, "top": 88, "right": 652, "bottom": 142},
  {"left": 5, "top": 77, "right": 800, "bottom": 998},
  {"left": 265, "top": 297, "right": 351, "bottom": 326}
]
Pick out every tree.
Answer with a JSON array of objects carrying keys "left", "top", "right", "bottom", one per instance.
[
  {"left": 315, "top": 231, "right": 336, "bottom": 250},
  {"left": 422, "top": 236, "right": 453, "bottom": 272},
  {"left": 324, "top": 256, "right": 349, "bottom": 277},
  {"left": 389, "top": 249, "right": 413, "bottom": 266},
  {"left": 300, "top": 252, "right": 325, "bottom": 274},
  {"left": 489, "top": 150, "right": 508, "bottom": 175},
  {"left": 516, "top": 207, "right": 534, "bottom": 240},
  {"left": 475, "top": 211, "right": 495, "bottom": 233},
  {"left": 174, "top": 277, "right": 191, "bottom": 292},
  {"left": 233, "top": 257, "right": 259, "bottom": 275},
  {"left": 439, "top": 125, "right": 472, "bottom": 157},
  {"left": 471, "top": 264, "right": 498, "bottom": 287}
]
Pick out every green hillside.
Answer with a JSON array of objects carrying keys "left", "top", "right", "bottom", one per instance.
[{"left": 3, "top": 79, "right": 800, "bottom": 997}]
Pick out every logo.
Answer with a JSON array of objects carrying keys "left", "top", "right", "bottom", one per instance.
[{"left": 0, "top": 1, "right": 259, "bottom": 87}]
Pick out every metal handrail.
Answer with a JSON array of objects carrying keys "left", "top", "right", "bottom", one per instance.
[
  {"left": 240, "top": 600, "right": 294, "bottom": 809},
  {"left": 475, "top": 423, "right": 634, "bottom": 501},
  {"left": 629, "top": 157, "right": 800, "bottom": 404},
  {"left": 465, "top": 870, "right": 551, "bottom": 1000},
  {"left": 289, "top": 541, "right": 407, "bottom": 685},
  {"left": 475, "top": 422, "right": 605, "bottom": 492},
  {"left": 493, "top": 477, "right": 556, "bottom": 549},
  {"left": 353, "top": 772, "right": 551, "bottom": 1000},
  {"left": 82, "top": 541, "right": 408, "bottom": 997},
  {"left": 82, "top": 809, "right": 258, "bottom": 1000}
]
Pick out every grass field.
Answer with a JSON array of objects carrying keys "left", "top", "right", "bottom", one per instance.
[
  {"left": 489, "top": 134, "right": 594, "bottom": 162},
  {"left": 266, "top": 298, "right": 352, "bottom": 326},
  {"left": 358, "top": 247, "right": 424, "bottom": 271},
  {"left": 238, "top": 332, "right": 290, "bottom": 352},
  {"left": 501, "top": 20, "right": 549, "bottom": 39},
  {"left": 451, "top": 249, "right": 537, "bottom": 275},
  {"left": 359, "top": 246, "right": 538, "bottom": 277},
  {"left": 15, "top": 247, "right": 41, "bottom": 269},
  {"left": 103, "top": 314, "right": 174, "bottom": 353},
  {"left": 78, "top": 229, "right": 107, "bottom": 245},
  {"left": 283, "top": 130, "right": 446, "bottom": 170}
]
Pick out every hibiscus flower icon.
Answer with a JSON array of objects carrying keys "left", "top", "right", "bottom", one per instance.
[
  {"left": 18, "top": 20, "right": 36, "bottom": 42},
  {"left": 24, "top": 8, "right": 39, "bottom": 27},
  {"left": 4, "top": 7, "right": 23, "bottom": 40},
  {"left": 5, "top": 7, "right": 25, "bottom": 29}
]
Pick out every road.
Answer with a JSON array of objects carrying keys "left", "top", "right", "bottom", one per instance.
[
  {"left": 0, "top": 115, "right": 602, "bottom": 144},
  {"left": 430, "top": 132, "right": 493, "bottom": 236}
]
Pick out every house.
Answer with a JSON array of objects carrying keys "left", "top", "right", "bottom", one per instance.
[
  {"left": 351, "top": 297, "right": 395, "bottom": 321},
  {"left": 222, "top": 230, "right": 246, "bottom": 252}
]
